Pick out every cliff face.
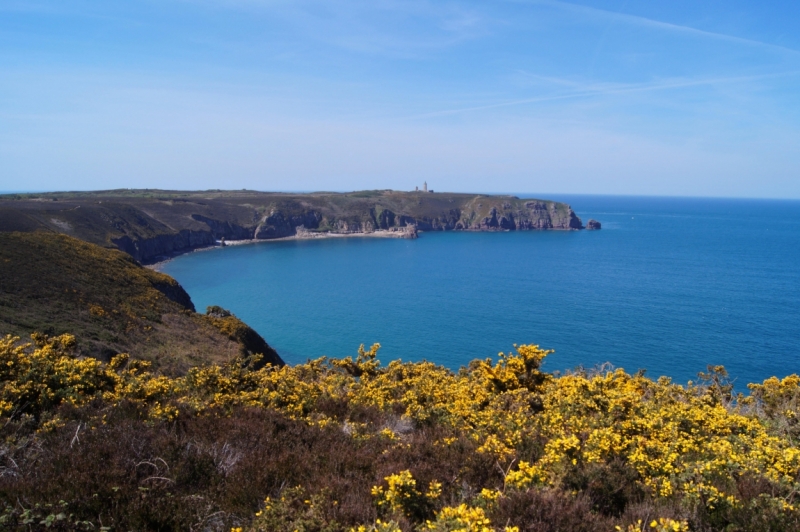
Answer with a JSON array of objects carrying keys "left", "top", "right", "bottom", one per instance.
[
  {"left": 254, "top": 210, "right": 324, "bottom": 239},
  {"left": 459, "top": 200, "right": 582, "bottom": 231},
  {"left": 0, "top": 190, "right": 587, "bottom": 264},
  {"left": 112, "top": 230, "right": 217, "bottom": 263}
]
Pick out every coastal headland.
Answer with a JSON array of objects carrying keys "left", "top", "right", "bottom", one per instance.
[
  {"left": 0, "top": 189, "right": 590, "bottom": 264},
  {"left": 0, "top": 232, "right": 284, "bottom": 373}
]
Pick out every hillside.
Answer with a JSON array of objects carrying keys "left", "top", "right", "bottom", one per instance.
[
  {"left": 1, "top": 337, "right": 798, "bottom": 531},
  {"left": 0, "top": 232, "right": 283, "bottom": 374},
  {"left": 0, "top": 190, "right": 587, "bottom": 263}
]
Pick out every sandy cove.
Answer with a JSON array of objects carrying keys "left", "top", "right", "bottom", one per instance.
[{"left": 145, "top": 228, "right": 417, "bottom": 271}]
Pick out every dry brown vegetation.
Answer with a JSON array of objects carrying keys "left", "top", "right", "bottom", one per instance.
[
  {"left": 0, "top": 335, "right": 798, "bottom": 531},
  {"left": 0, "top": 232, "right": 281, "bottom": 373}
]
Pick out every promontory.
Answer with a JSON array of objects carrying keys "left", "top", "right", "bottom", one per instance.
[{"left": 0, "top": 189, "right": 590, "bottom": 264}]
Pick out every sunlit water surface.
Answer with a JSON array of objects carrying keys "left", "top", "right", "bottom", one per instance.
[{"left": 162, "top": 195, "right": 800, "bottom": 386}]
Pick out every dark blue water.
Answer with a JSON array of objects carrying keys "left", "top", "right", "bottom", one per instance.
[{"left": 162, "top": 196, "right": 800, "bottom": 386}]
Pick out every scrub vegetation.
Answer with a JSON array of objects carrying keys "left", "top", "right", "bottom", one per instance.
[
  {"left": 1, "top": 335, "right": 799, "bottom": 531},
  {"left": 0, "top": 232, "right": 282, "bottom": 374}
]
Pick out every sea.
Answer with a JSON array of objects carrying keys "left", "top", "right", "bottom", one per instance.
[{"left": 161, "top": 195, "right": 800, "bottom": 387}]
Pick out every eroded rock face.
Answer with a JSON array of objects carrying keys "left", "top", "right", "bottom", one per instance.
[
  {"left": 385, "top": 226, "right": 418, "bottom": 239},
  {"left": 374, "top": 208, "right": 396, "bottom": 229},
  {"left": 190, "top": 214, "right": 252, "bottom": 240},
  {"left": 101, "top": 199, "right": 588, "bottom": 260},
  {"left": 254, "top": 211, "right": 323, "bottom": 239},
  {"left": 113, "top": 230, "right": 216, "bottom": 264},
  {"left": 586, "top": 219, "right": 602, "bottom": 230},
  {"left": 0, "top": 191, "right": 590, "bottom": 263}
]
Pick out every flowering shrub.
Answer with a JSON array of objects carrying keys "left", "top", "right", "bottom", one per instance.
[
  {"left": 421, "top": 504, "right": 498, "bottom": 532},
  {"left": 746, "top": 375, "right": 800, "bottom": 443},
  {"left": 617, "top": 519, "right": 690, "bottom": 532},
  {"left": 0, "top": 333, "right": 115, "bottom": 419},
  {"left": 1, "top": 333, "right": 799, "bottom": 531}
]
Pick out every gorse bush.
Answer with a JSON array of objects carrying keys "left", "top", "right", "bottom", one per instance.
[{"left": 1, "top": 334, "right": 799, "bottom": 531}]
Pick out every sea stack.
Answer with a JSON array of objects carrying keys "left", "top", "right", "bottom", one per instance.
[{"left": 586, "top": 219, "right": 601, "bottom": 230}]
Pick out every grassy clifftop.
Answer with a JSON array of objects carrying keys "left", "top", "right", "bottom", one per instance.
[
  {"left": 0, "top": 190, "right": 585, "bottom": 263},
  {"left": 0, "top": 232, "right": 283, "bottom": 374}
]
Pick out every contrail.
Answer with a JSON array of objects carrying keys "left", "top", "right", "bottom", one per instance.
[
  {"left": 509, "top": 0, "right": 800, "bottom": 57},
  {"left": 407, "top": 71, "right": 800, "bottom": 119}
]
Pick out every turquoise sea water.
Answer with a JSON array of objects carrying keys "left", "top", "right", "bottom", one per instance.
[{"left": 162, "top": 195, "right": 800, "bottom": 386}]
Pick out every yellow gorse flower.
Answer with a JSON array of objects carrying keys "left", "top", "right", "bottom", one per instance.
[{"left": 3, "top": 333, "right": 800, "bottom": 529}]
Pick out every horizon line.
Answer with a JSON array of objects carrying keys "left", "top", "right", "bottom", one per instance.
[{"left": 2, "top": 188, "right": 799, "bottom": 202}]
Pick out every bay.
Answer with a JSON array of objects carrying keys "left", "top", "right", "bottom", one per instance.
[{"left": 162, "top": 195, "right": 800, "bottom": 386}]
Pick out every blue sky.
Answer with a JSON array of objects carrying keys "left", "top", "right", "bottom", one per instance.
[{"left": 1, "top": 1, "right": 799, "bottom": 197}]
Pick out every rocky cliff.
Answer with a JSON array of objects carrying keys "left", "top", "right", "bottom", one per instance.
[{"left": 0, "top": 189, "right": 590, "bottom": 264}]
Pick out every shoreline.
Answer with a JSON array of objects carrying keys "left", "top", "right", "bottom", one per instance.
[{"left": 145, "top": 228, "right": 416, "bottom": 271}]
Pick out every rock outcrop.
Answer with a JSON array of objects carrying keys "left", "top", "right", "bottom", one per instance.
[
  {"left": 0, "top": 190, "right": 597, "bottom": 264},
  {"left": 112, "top": 230, "right": 216, "bottom": 263},
  {"left": 586, "top": 219, "right": 602, "bottom": 230},
  {"left": 254, "top": 210, "right": 323, "bottom": 239}
]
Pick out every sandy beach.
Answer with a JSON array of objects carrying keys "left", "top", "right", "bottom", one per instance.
[{"left": 145, "top": 228, "right": 416, "bottom": 271}]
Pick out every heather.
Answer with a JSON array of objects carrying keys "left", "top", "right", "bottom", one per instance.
[
  {"left": 1, "top": 334, "right": 799, "bottom": 531},
  {"left": 0, "top": 232, "right": 282, "bottom": 374}
]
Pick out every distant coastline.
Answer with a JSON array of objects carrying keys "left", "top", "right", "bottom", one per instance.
[{"left": 0, "top": 189, "right": 591, "bottom": 265}]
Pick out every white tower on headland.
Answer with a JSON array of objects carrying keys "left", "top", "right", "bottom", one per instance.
[{"left": 423, "top": 181, "right": 428, "bottom": 192}]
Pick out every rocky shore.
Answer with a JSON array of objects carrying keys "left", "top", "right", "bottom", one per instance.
[{"left": 0, "top": 189, "right": 595, "bottom": 265}]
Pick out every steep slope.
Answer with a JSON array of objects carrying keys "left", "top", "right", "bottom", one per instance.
[
  {"left": 0, "top": 190, "right": 587, "bottom": 263},
  {"left": 0, "top": 232, "right": 283, "bottom": 374}
]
